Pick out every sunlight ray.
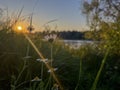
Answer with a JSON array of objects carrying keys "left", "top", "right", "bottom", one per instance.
[{"left": 24, "top": 34, "right": 64, "bottom": 90}]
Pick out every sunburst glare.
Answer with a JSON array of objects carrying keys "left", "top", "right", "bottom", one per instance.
[{"left": 17, "top": 26, "right": 22, "bottom": 31}]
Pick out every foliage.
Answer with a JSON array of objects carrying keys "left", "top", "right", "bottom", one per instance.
[{"left": 82, "top": 0, "right": 120, "bottom": 90}]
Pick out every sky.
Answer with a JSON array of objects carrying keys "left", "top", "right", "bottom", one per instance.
[{"left": 0, "top": 0, "right": 88, "bottom": 31}]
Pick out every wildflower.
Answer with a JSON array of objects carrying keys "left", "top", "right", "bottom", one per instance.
[
  {"left": 44, "top": 35, "right": 49, "bottom": 40},
  {"left": 36, "top": 58, "right": 41, "bottom": 61},
  {"left": 36, "top": 58, "right": 48, "bottom": 63},
  {"left": 27, "top": 25, "right": 34, "bottom": 32},
  {"left": 31, "top": 76, "right": 41, "bottom": 82},
  {"left": 48, "top": 68, "right": 58, "bottom": 73},
  {"left": 44, "top": 34, "right": 57, "bottom": 43}
]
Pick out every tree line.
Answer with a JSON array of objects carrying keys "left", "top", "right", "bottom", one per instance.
[{"left": 37, "top": 30, "right": 91, "bottom": 40}]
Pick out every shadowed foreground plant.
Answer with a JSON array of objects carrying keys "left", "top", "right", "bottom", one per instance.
[
  {"left": 44, "top": 33, "right": 57, "bottom": 90},
  {"left": 11, "top": 42, "right": 30, "bottom": 90},
  {"left": 24, "top": 34, "right": 64, "bottom": 90},
  {"left": 75, "top": 58, "right": 82, "bottom": 90},
  {"left": 91, "top": 47, "right": 110, "bottom": 90}
]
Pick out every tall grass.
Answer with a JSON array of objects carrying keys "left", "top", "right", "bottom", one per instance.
[{"left": 91, "top": 47, "right": 110, "bottom": 90}]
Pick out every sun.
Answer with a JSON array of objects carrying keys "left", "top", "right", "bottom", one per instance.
[
  {"left": 13, "top": 22, "right": 28, "bottom": 33},
  {"left": 17, "top": 26, "right": 22, "bottom": 31}
]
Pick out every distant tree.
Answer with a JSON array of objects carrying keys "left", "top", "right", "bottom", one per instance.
[
  {"left": 82, "top": 0, "right": 120, "bottom": 55},
  {"left": 57, "top": 31, "right": 84, "bottom": 40}
]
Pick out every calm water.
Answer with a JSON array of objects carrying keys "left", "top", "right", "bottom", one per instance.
[{"left": 63, "top": 40, "right": 93, "bottom": 49}]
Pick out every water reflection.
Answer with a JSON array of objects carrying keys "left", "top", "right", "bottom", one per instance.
[{"left": 63, "top": 40, "right": 93, "bottom": 49}]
